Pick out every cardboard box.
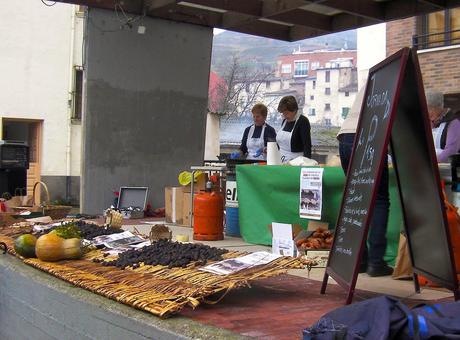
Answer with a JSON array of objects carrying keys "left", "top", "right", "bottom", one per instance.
[
  {"left": 269, "top": 223, "right": 305, "bottom": 257},
  {"left": 165, "top": 187, "right": 184, "bottom": 224},
  {"left": 295, "top": 221, "right": 331, "bottom": 266},
  {"left": 182, "top": 192, "right": 192, "bottom": 226},
  {"left": 304, "top": 250, "right": 330, "bottom": 268},
  {"left": 182, "top": 173, "right": 207, "bottom": 193},
  {"left": 268, "top": 222, "right": 331, "bottom": 258}
]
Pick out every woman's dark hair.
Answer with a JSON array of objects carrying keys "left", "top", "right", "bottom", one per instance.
[{"left": 277, "top": 96, "right": 298, "bottom": 113}]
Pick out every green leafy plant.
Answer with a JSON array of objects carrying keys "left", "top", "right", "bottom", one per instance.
[{"left": 51, "top": 223, "right": 81, "bottom": 239}]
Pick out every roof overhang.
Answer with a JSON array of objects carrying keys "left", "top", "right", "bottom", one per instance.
[{"left": 54, "top": 0, "right": 460, "bottom": 41}]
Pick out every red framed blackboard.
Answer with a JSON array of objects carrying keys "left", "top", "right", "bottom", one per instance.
[{"left": 321, "top": 47, "right": 459, "bottom": 304}]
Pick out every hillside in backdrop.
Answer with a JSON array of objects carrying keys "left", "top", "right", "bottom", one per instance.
[{"left": 211, "top": 29, "right": 357, "bottom": 75}]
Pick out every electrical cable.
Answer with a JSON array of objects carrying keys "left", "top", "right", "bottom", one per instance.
[
  {"left": 40, "top": 0, "right": 57, "bottom": 6},
  {"left": 114, "top": 1, "right": 146, "bottom": 30}
]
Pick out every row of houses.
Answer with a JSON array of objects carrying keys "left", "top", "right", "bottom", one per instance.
[{"left": 219, "top": 49, "right": 359, "bottom": 127}]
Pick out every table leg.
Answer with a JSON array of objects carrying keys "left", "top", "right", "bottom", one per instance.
[{"left": 190, "top": 171, "right": 195, "bottom": 228}]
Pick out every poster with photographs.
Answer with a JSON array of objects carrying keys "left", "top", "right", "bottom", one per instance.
[
  {"left": 199, "top": 252, "right": 282, "bottom": 275},
  {"left": 299, "top": 168, "right": 324, "bottom": 220}
]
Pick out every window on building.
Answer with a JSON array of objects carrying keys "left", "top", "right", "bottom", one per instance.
[
  {"left": 325, "top": 103, "right": 331, "bottom": 111},
  {"left": 72, "top": 67, "right": 83, "bottom": 120},
  {"left": 417, "top": 8, "right": 460, "bottom": 49},
  {"left": 312, "top": 80, "right": 316, "bottom": 89},
  {"left": 281, "top": 64, "right": 292, "bottom": 74},
  {"left": 265, "top": 81, "right": 271, "bottom": 90},
  {"left": 310, "top": 95, "right": 314, "bottom": 100},
  {"left": 345, "top": 91, "right": 350, "bottom": 97},
  {"left": 342, "top": 107, "right": 350, "bottom": 119},
  {"left": 325, "top": 87, "right": 331, "bottom": 95},
  {"left": 308, "top": 108, "right": 316, "bottom": 116},
  {"left": 294, "top": 60, "right": 309, "bottom": 77},
  {"left": 311, "top": 61, "right": 320, "bottom": 70},
  {"left": 325, "top": 118, "right": 332, "bottom": 126},
  {"left": 325, "top": 70, "right": 330, "bottom": 83}
]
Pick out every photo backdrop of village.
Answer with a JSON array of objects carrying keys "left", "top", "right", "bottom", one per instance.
[{"left": 210, "top": 29, "right": 358, "bottom": 162}]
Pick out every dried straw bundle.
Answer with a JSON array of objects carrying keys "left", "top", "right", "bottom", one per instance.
[{"left": 0, "top": 233, "right": 304, "bottom": 318}]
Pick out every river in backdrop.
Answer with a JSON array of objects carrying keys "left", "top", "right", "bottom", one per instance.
[
  {"left": 219, "top": 117, "right": 339, "bottom": 148},
  {"left": 220, "top": 118, "right": 281, "bottom": 145}
]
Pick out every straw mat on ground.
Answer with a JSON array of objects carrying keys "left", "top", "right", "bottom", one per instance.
[{"left": 0, "top": 232, "right": 303, "bottom": 318}]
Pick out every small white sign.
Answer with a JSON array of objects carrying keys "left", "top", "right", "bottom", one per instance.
[
  {"left": 271, "top": 222, "right": 296, "bottom": 257},
  {"left": 299, "top": 168, "right": 324, "bottom": 220}
]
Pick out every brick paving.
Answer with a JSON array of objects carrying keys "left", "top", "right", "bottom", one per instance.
[
  {"left": 181, "top": 274, "right": 453, "bottom": 339},
  {"left": 180, "top": 275, "right": 377, "bottom": 339}
]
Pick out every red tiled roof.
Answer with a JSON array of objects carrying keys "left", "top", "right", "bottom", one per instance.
[{"left": 277, "top": 50, "right": 357, "bottom": 78}]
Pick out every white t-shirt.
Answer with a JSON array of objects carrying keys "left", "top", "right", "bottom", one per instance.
[{"left": 337, "top": 85, "right": 366, "bottom": 136}]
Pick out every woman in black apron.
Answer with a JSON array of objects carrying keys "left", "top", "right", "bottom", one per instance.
[
  {"left": 239, "top": 103, "right": 276, "bottom": 160},
  {"left": 276, "top": 96, "right": 312, "bottom": 163}
]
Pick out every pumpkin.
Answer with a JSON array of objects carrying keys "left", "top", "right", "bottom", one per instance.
[
  {"left": 62, "top": 238, "right": 82, "bottom": 259},
  {"left": 35, "top": 233, "right": 82, "bottom": 262}
]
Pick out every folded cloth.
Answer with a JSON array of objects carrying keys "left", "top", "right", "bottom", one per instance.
[{"left": 288, "top": 156, "right": 319, "bottom": 166}]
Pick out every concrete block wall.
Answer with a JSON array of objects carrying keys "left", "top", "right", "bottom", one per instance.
[{"left": 82, "top": 9, "right": 213, "bottom": 214}]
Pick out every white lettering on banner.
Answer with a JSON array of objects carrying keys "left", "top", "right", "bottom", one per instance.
[{"left": 225, "top": 180, "right": 238, "bottom": 207}]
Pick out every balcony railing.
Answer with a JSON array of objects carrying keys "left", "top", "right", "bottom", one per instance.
[{"left": 412, "top": 28, "right": 460, "bottom": 50}]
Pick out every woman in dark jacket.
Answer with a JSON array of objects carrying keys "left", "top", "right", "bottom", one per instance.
[
  {"left": 276, "top": 96, "right": 312, "bottom": 163},
  {"left": 239, "top": 103, "right": 277, "bottom": 160}
]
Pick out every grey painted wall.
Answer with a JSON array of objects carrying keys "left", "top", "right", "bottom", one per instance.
[
  {"left": 82, "top": 9, "right": 213, "bottom": 214},
  {"left": 41, "top": 175, "right": 80, "bottom": 205}
]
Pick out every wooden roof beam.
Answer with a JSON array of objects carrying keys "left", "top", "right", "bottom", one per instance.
[
  {"left": 383, "top": 0, "right": 460, "bottom": 20},
  {"left": 177, "top": 0, "right": 313, "bottom": 17},
  {"left": 261, "top": 0, "right": 314, "bottom": 17},
  {"left": 228, "top": 20, "right": 291, "bottom": 40},
  {"left": 331, "top": 12, "right": 381, "bottom": 31},
  {"left": 417, "top": 0, "right": 453, "bottom": 9},
  {"left": 175, "top": 0, "right": 263, "bottom": 16},
  {"left": 316, "top": 0, "right": 385, "bottom": 21},
  {"left": 268, "top": 8, "right": 332, "bottom": 32},
  {"left": 288, "top": 25, "right": 330, "bottom": 41},
  {"left": 147, "top": 0, "right": 177, "bottom": 11}
]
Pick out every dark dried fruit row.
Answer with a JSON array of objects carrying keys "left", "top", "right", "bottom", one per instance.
[
  {"left": 35, "top": 220, "right": 124, "bottom": 240},
  {"left": 96, "top": 239, "right": 228, "bottom": 269},
  {"left": 75, "top": 220, "right": 124, "bottom": 240}
]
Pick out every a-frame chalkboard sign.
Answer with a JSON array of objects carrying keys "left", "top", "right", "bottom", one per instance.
[{"left": 321, "top": 47, "right": 460, "bottom": 304}]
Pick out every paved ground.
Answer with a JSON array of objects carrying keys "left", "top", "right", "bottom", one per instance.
[{"left": 119, "top": 219, "right": 455, "bottom": 339}]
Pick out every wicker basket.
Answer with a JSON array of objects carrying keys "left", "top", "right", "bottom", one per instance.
[
  {"left": 14, "top": 181, "right": 72, "bottom": 220},
  {"left": 149, "top": 224, "right": 172, "bottom": 242},
  {"left": 105, "top": 209, "right": 123, "bottom": 228}
]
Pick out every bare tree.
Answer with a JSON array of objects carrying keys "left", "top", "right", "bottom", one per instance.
[{"left": 213, "top": 55, "right": 275, "bottom": 119}]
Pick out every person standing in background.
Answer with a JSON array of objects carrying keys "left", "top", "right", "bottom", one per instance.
[
  {"left": 337, "top": 85, "right": 393, "bottom": 277},
  {"left": 427, "top": 91, "right": 460, "bottom": 163},
  {"left": 276, "top": 96, "right": 311, "bottom": 163}
]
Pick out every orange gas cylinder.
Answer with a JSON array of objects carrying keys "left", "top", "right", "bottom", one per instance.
[{"left": 193, "top": 186, "right": 224, "bottom": 241}]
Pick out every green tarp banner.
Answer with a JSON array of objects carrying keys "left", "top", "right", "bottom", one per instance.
[{"left": 236, "top": 165, "right": 402, "bottom": 265}]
